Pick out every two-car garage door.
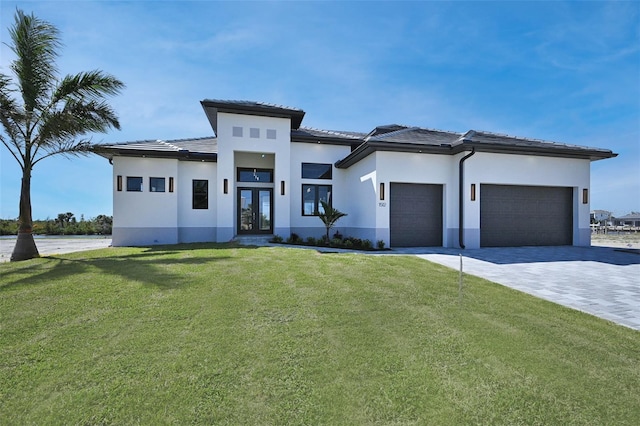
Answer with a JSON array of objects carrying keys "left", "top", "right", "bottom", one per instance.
[
  {"left": 480, "top": 184, "right": 573, "bottom": 247},
  {"left": 389, "top": 183, "right": 573, "bottom": 247}
]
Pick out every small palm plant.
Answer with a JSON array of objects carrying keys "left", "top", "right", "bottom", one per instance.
[{"left": 318, "top": 200, "right": 347, "bottom": 243}]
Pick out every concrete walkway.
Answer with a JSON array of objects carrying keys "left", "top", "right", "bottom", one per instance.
[{"left": 394, "top": 246, "right": 640, "bottom": 331}]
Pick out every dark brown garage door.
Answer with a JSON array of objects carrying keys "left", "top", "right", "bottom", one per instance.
[
  {"left": 480, "top": 184, "right": 572, "bottom": 247},
  {"left": 390, "top": 183, "right": 443, "bottom": 247}
]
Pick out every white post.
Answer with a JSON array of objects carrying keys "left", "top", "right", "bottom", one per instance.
[{"left": 459, "top": 253, "right": 463, "bottom": 302}]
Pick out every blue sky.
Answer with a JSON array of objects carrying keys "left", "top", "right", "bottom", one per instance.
[{"left": 1, "top": 0, "right": 639, "bottom": 220}]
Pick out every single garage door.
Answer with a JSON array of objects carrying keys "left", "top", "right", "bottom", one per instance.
[
  {"left": 390, "top": 183, "right": 443, "bottom": 247},
  {"left": 480, "top": 184, "right": 572, "bottom": 247}
]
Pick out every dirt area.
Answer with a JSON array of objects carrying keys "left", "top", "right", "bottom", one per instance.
[{"left": 591, "top": 232, "right": 640, "bottom": 249}]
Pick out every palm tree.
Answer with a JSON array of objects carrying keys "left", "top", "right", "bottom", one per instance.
[
  {"left": 0, "top": 10, "right": 124, "bottom": 261},
  {"left": 318, "top": 200, "right": 347, "bottom": 242}
]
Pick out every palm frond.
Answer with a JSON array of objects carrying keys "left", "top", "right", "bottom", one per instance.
[
  {"left": 318, "top": 200, "right": 347, "bottom": 228},
  {"left": 36, "top": 98, "right": 121, "bottom": 144},
  {"left": 53, "top": 70, "right": 125, "bottom": 104},
  {"left": 0, "top": 72, "right": 26, "bottom": 168},
  {"left": 33, "top": 138, "right": 94, "bottom": 165},
  {"left": 8, "top": 10, "right": 61, "bottom": 113}
]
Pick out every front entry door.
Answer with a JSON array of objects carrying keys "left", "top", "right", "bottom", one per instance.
[{"left": 238, "top": 188, "right": 273, "bottom": 234}]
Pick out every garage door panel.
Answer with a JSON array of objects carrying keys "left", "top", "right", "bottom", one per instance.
[
  {"left": 480, "top": 184, "right": 572, "bottom": 247},
  {"left": 390, "top": 183, "right": 443, "bottom": 247}
]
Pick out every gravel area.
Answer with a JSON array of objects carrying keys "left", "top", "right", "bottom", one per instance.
[
  {"left": 0, "top": 237, "right": 112, "bottom": 262},
  {"left": 590, "top": 233, "right": 640, "bottom": 249}
]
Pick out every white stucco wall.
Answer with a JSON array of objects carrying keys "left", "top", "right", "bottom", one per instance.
[
  {"left": 215, "top": 112, "right": 292, "bottom": 241},
  {"left": 177, "top": 160, "right": 217, "bottom": 243},
  {"left": 289, "top": 142, "right": 351, "bottom": 239},
  {"left": 111, "top": 157, "right": 179, "bottom": 245}
]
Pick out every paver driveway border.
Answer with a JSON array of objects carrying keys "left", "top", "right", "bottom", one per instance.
[{"left": 394, "top": 246, "right": 640, "bottom": 331}]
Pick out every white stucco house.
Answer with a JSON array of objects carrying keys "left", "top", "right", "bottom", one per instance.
[{"left": 95, "top": 99, "right": 616, "bottom": 249}]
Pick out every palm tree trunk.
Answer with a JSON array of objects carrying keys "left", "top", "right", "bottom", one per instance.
[{"left": 11, "top": 168, "right": 39, "bottom": 261}]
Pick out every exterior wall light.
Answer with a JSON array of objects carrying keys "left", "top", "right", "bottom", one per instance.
[
  {"left": 582, "top": 188, "right": 588, "bottom": 204},
  {"left": 169, "top": 177, "right": 174, "bottom": 193},
  {"left": 281, "top": 180, "right": 286, "bottom": 196},
  {"left": 470, "top": 183, "right": 476, "bottom": 201},
  {"left": 223, "top": 178, "right": 228, "bottom": 194},
  {"left": 117, "top": 175, "right": 122, "bottom": 191},
  {"left": 380, "top": 182, "right": 385, "bottom": 200}
]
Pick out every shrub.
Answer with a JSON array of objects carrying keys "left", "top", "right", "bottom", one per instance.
[
  {"left": 345, "top": 237, "right": 362, "bottom": 249},
  {"left": 306, "top": 236, "right": 317, "bottom": 245},
  {"left": 270, "top": 235, "right": 283, "bottom": 243},
  {"left": 343, "top": 239, "right": 354, "bottom": 248},
  {"left": 362, "top": 239, "right": 373, "bottom": 250},
  {"left": 288, "top": 233, "right": 302, "bottom": 244},
  {"left": 377, "top": 240, "right": 386, "bottom": 250},
  {"left": 330, "top": 238, "right": 342, "bottom": 247},
  {"left": 333, "top": 231, "right": 343, "bottom": 240}
]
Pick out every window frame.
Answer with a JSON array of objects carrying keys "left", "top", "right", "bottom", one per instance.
[
  {"left": 149, "top": 177, "right": 166, "bottom": 192},
  {"left": 126, "top": 176, "right": 143, "bottom": 192},
  {"left": 301, "top": 163, "right": 333, "bottom": 180},
  {"left": 192, "top": 179, "right": 209, "bottom": 210},
  {"left": 302, "top": 184, "right": 332, "bottom": 216}
]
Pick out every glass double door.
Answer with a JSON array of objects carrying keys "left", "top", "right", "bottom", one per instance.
[{"left": 238, "top": 188, "right": 273, "bottom": 234}]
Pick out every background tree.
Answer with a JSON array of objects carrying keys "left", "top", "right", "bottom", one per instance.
[
  {"left": 0, "top": 10, "right": 124, "bottom": 261},
  {"left": 318, "top": 200, "right": 347, "bottom": 242}
]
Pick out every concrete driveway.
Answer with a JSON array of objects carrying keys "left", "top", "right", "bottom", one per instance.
[{"left": 394, "top": 246, "right": 640, "bottom": 331}]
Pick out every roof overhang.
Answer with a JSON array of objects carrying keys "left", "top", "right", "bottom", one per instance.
[
  {"left": 200, "top": 99, "right": 306, "bottom": 134},
  {"left": 92, "top": 146, "right": 218, "bottom": 162},
  {"left": 335, "top": 140, "right": 617, "bottom": 168}
]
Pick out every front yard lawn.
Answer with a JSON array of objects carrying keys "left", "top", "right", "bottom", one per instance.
[{"left": 1, "top": 244, "right": 638, "bottom": 424}]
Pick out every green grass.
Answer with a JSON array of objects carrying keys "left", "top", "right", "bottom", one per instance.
[{"left": 1, "top": 244, "right": 638, "bottom": 425}]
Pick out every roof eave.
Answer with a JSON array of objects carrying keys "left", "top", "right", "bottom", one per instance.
[
  {"left": 200, "top": 99, "right": 305, "bottom": 129},
  {"left": 452, "top": 142, "right": 618, "bottom": 161},
  {"left": 336, "top": 140, "right": 617, "bottom": 168},
  {"left": 292, "top": 133, "right": 362, "bottom": 146},
  {"left": 91, "top": 147, "right": 218, "bottom": 162},
  {"left": 335, "top": 141, "right": 453, "bottom": 168}
]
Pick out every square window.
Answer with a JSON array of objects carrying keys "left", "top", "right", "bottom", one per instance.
[
  {"left": 250, "top": 128, "right": 260, "bottom": 138},
  {"left": 302, "top": 184, "right": 332, "bottom": 216},
  {"left": 232, "top": 126, "right": 243, "bottom": 137},
  {"left": 302, "top": 163, "right": 332, "bottom": 179},
  {"left": 126, "top": 176, "right": 143, "bottom": 192},
  {"left": 193, "top": 180, "right": 208, "bottom": 209},
  {"left": 149, "top": 177, "right": 165, "bottom": 192},
  {"left": 266, "top": 129, "right": 277, "bottom": 139}
]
